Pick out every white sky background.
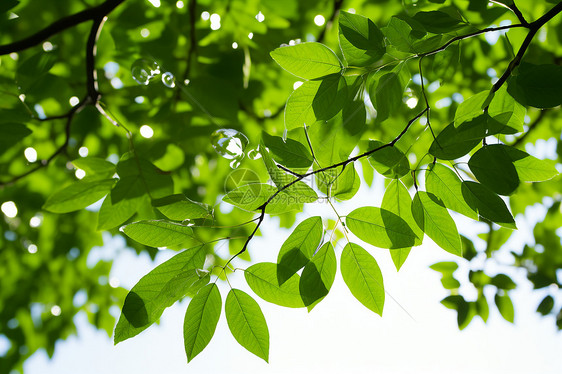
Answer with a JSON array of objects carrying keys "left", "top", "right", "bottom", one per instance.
[{"left": 24, "top": 170, "right": 562, "bottom": 374}]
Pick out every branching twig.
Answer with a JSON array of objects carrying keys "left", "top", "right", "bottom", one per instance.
[
  {"left": 0, "top": 0, "right": 125, "bottom": 55},
  {"left": 493, "top": 1, "right": 562, "bottom": 92},
  {"left": 225, "top": 107, "right": 428, "bottom": 266}
]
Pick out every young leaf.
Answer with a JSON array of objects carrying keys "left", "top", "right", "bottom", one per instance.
[
  {"left": 223, "top": 183, "right": 275, "bottom": 211},
  {"left": 381, "top": 179, "right": 422, "bottom": 270},
  {"left": 244, "top": 262, "right": 305, "bottom": 308},
  {"left": 346, "top": 206, "right": 420, "bottom": 249},
  {"left": 120, "top": 220, "right": 196, "bottom": 248},
  {"left": 114, "top": 245, "right": 208, "bottom": 344},
  {"left": 285, "top": 74, "right": 348, "bottom": 130},
  {"left": 468, "top": 145, "right": 520, "bottom": 195},
  {"left": 426, "top": 163, "right": 478, "bottom": 220},
  {"left": 152, "top": 194, "right": 212, "bottom": 221},
  {"left": 461, "top": 181, "right": 517, "bottom": 229},
  {"left": 270, "top": 42, "right": 342, "bottom": 80},
  {"left": 412, "top": 191, "right": 462, "bottom": 256},
  {"left": 299, "top": 242, "right": 337, "bottom": 309},
  {"left": 341, "top": 243, "right": 385, "bottom": 315},
  {"left": 261, "top": 132, "right": 313, "bottom": 169},
  {"left": 338, "top": 11, "right": 385, "bottom": 67},
  {"left": 183, "top": 284, "right": 222, "bottom": 362},
  {"left": 43, "top": 179, "right": 116, "bottom": 213},
  {"left": 383, "top": 16, "right": 423, "bottom": 53},
  {"left": 116, "top": 156, "right": 173, "bottom": 199},
  {"left": 368, "top": 63, "right": 409, "bottom": 122},
  {"left": 277, "top": 216, "right": 323, "bottom": 284},
  {"left": 225, "top": 289, "right": 269, "bottom": 362}
]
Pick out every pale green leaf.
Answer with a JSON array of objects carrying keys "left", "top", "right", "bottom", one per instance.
[
  {"left": 225, "top": 289, "right": 269, "bottom": 362},
  {"left": 412, "top": 191, "right": 462, "bottom": 256},
  {"left": 341, "top": 243, "right": 385, "bottom": 315},
  {"left": 43, "top": 179, "right": 116, "bottom": 213},
  {"left": 270, "top": 42, "right": 341, "bottom": 80},
  {"left": 152, "top": 194, "right": 212, "bottom": 221},
  {"left": 338, "top": 11, "right": 385, "bottom": 67},
  {"left": 244, "top": 262, "right": 305, "bottom": 308},
  {"left": 120, "top": 220, "right": 196, "bottom": 248},
  {"left": 184, "top": 284, "right": 221, "bottom": 362}
]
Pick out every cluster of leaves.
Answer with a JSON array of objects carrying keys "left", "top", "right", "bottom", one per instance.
[{"left": 1, "top": 0, "right": 562, "bottom": 370}]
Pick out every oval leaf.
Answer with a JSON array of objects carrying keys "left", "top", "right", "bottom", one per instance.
[
  {"left": 299, "top": 242, "right": 337, "bottom": 310},
  {"left": 346, "top": 206, "right": 419, "bottom": 249},
  {"left": 120, "top": 220, "right": 195, "bottom": 248},
  {"left": 225, "top": 289, "right": 269, "bottom": 362},
  {"left": 43, "top": 179, "right": 115, "bottom": 213},
  {"left": 184, "top": 283, "right": 222, "bottom": 362},
  {"left": 341, "top": 243, "right": 385, "bottom": 315},
  {"left": 270, "top": 42, "right": 341, "bottom": 80},
  {"left": 244, "top": 262, "right": 305, "bottom": 308},
  {"left": 468, "top": 145, "right": 520, "bottom": 196},
  {"left": 412, "top": 191, "right": 462, "bottom": 256}
]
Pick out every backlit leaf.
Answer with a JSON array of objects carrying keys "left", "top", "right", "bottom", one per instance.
[
  {"left": 270, "top": 42, "right": 341, "bottom": 80},
  {"left": 184, "top": 284, "right": 221, "bottom": 362},
  {"left": 43, "top": 179, "right": 116, "bottom": 213}
]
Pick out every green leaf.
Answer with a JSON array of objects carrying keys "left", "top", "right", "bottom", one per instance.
[
  {"left": 412, "top": 191, "right": 462, "bottom": 256},
  {"left": 43, "top": 179, "right": 116, "bottom": 213},
  {"left": 97, "top": 183, "right": 145, "bottom": 230},
  {"left": 429, "top": 116, "right": 488, "bottom": 160},
  {"left": 244, "top": 262, "right": 305, "bottom": 308},
  {"left": 277, "top": 216, "right": 323, "bottom": 284},
  {"left": 494, "top": 291, "right": 514, "bottom": 323},
  {"left": 381, "top": 179, "right": 422, "bottom": 270},
  {"left": 260, "top": 141, "right": 292, "bottom": 188},
  {"left": 507, "top": 63, "right": 562, "bottom": 108},
  {"left": 368, "top": 141, "right": 410, "bottom": 178},
  {"left": 488, "top": 86, "right": 525, "bottom": 134},
  {"left": 383, "top": 16, "right": 423, "bottom": 53},
  {"left": 426, "top": 163, "right": 478, "bottom": 220},
  {"left": 120, "top": 220, "right": 196, "bottom": 248},
  {"left": 299, "top": 242, "right": 337, "bottom": 310},
  {"left": 285, "top": 74, "right": 348, "bottom": 130},
  {"left": 225, "top": 289, "right": 269, "bottom": 362},
  {"left": 114, "top": 245, "right": 208, "bottom": 344},
  {"left": 16, "top": 51, "right": 58, "bottom": 92},
  {"left": 468, "top": 145, "right": 520, "bottom": 196},
  {"left": 347, "top": 206, "right": 420, "bottom": 249},
  {"left": 152, "top": 194, "right": 212, "bottom": 221},
  {"left": 454, "top": 91, "right": 491, "bottom": 127},
  {"left": 72, "top": 157, "right": 116, "bottom": 180},
  {"left": 412, "top": 11, "right": 464, "bottom": 34},
  {"left": 116, "top": 156, "right": 173, "bottom": 199},
  {"left": 368, "top": 63, "right": 409, "bottom": 122},
  {"left": 461, "top": 181, "right": 516, "bottom": 229},
  {"left": 491, "top": 274, "right": 516, "bottom": 290},
  {"left": 341, "top": 243, "right": 385, "bottom": 315},
  {"left": 501, "top": 145, "right": 558, "bottom": 182},
  {"left": 338, "top": 11, "right": 385, "bottom": 67},
  {"left": 537, "top": 295, "right": 555, "bottom": 316},
  {"left": 262, "top": 132, "right": 313, "bottom": 169},
  {"left": 0, "top": 122, "right": 32, "bottom": 155},
  {"left": 183, "top": 284, "right": 221, "bottom": 362},
  {"left": 270, "top": 42, "right": 342, "bottom": 80}
]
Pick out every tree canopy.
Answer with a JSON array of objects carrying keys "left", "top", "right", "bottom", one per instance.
[{"left": 1, "top": 0, "right": 562, "bottom": 371}]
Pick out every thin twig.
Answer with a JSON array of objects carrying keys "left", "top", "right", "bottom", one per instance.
[{"left": 0, "top": 0, "right": 125, "bottom": 55}]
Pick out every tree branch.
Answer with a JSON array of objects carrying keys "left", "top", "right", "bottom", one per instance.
[
  {"left": 0, "top": 0, "right": 125, "bottom": 55},
  {"left": 225, "top": 107, "right": 428, "bottom": 266},
  {"left": 493, "top": 1, "right": 562, "bottom": 92}
]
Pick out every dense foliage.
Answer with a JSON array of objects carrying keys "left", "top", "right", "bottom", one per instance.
[{"left": 1, "top": 0, "right": 561, "bottom": 370}]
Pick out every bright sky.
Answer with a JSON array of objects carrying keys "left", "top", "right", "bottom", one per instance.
[{"left": 24, "top": 170, "right": 562, "bottom": 374}]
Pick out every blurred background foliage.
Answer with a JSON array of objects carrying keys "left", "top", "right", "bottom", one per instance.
[{"left": 0, "top": 0, "right": 561, "bottom": 372}]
